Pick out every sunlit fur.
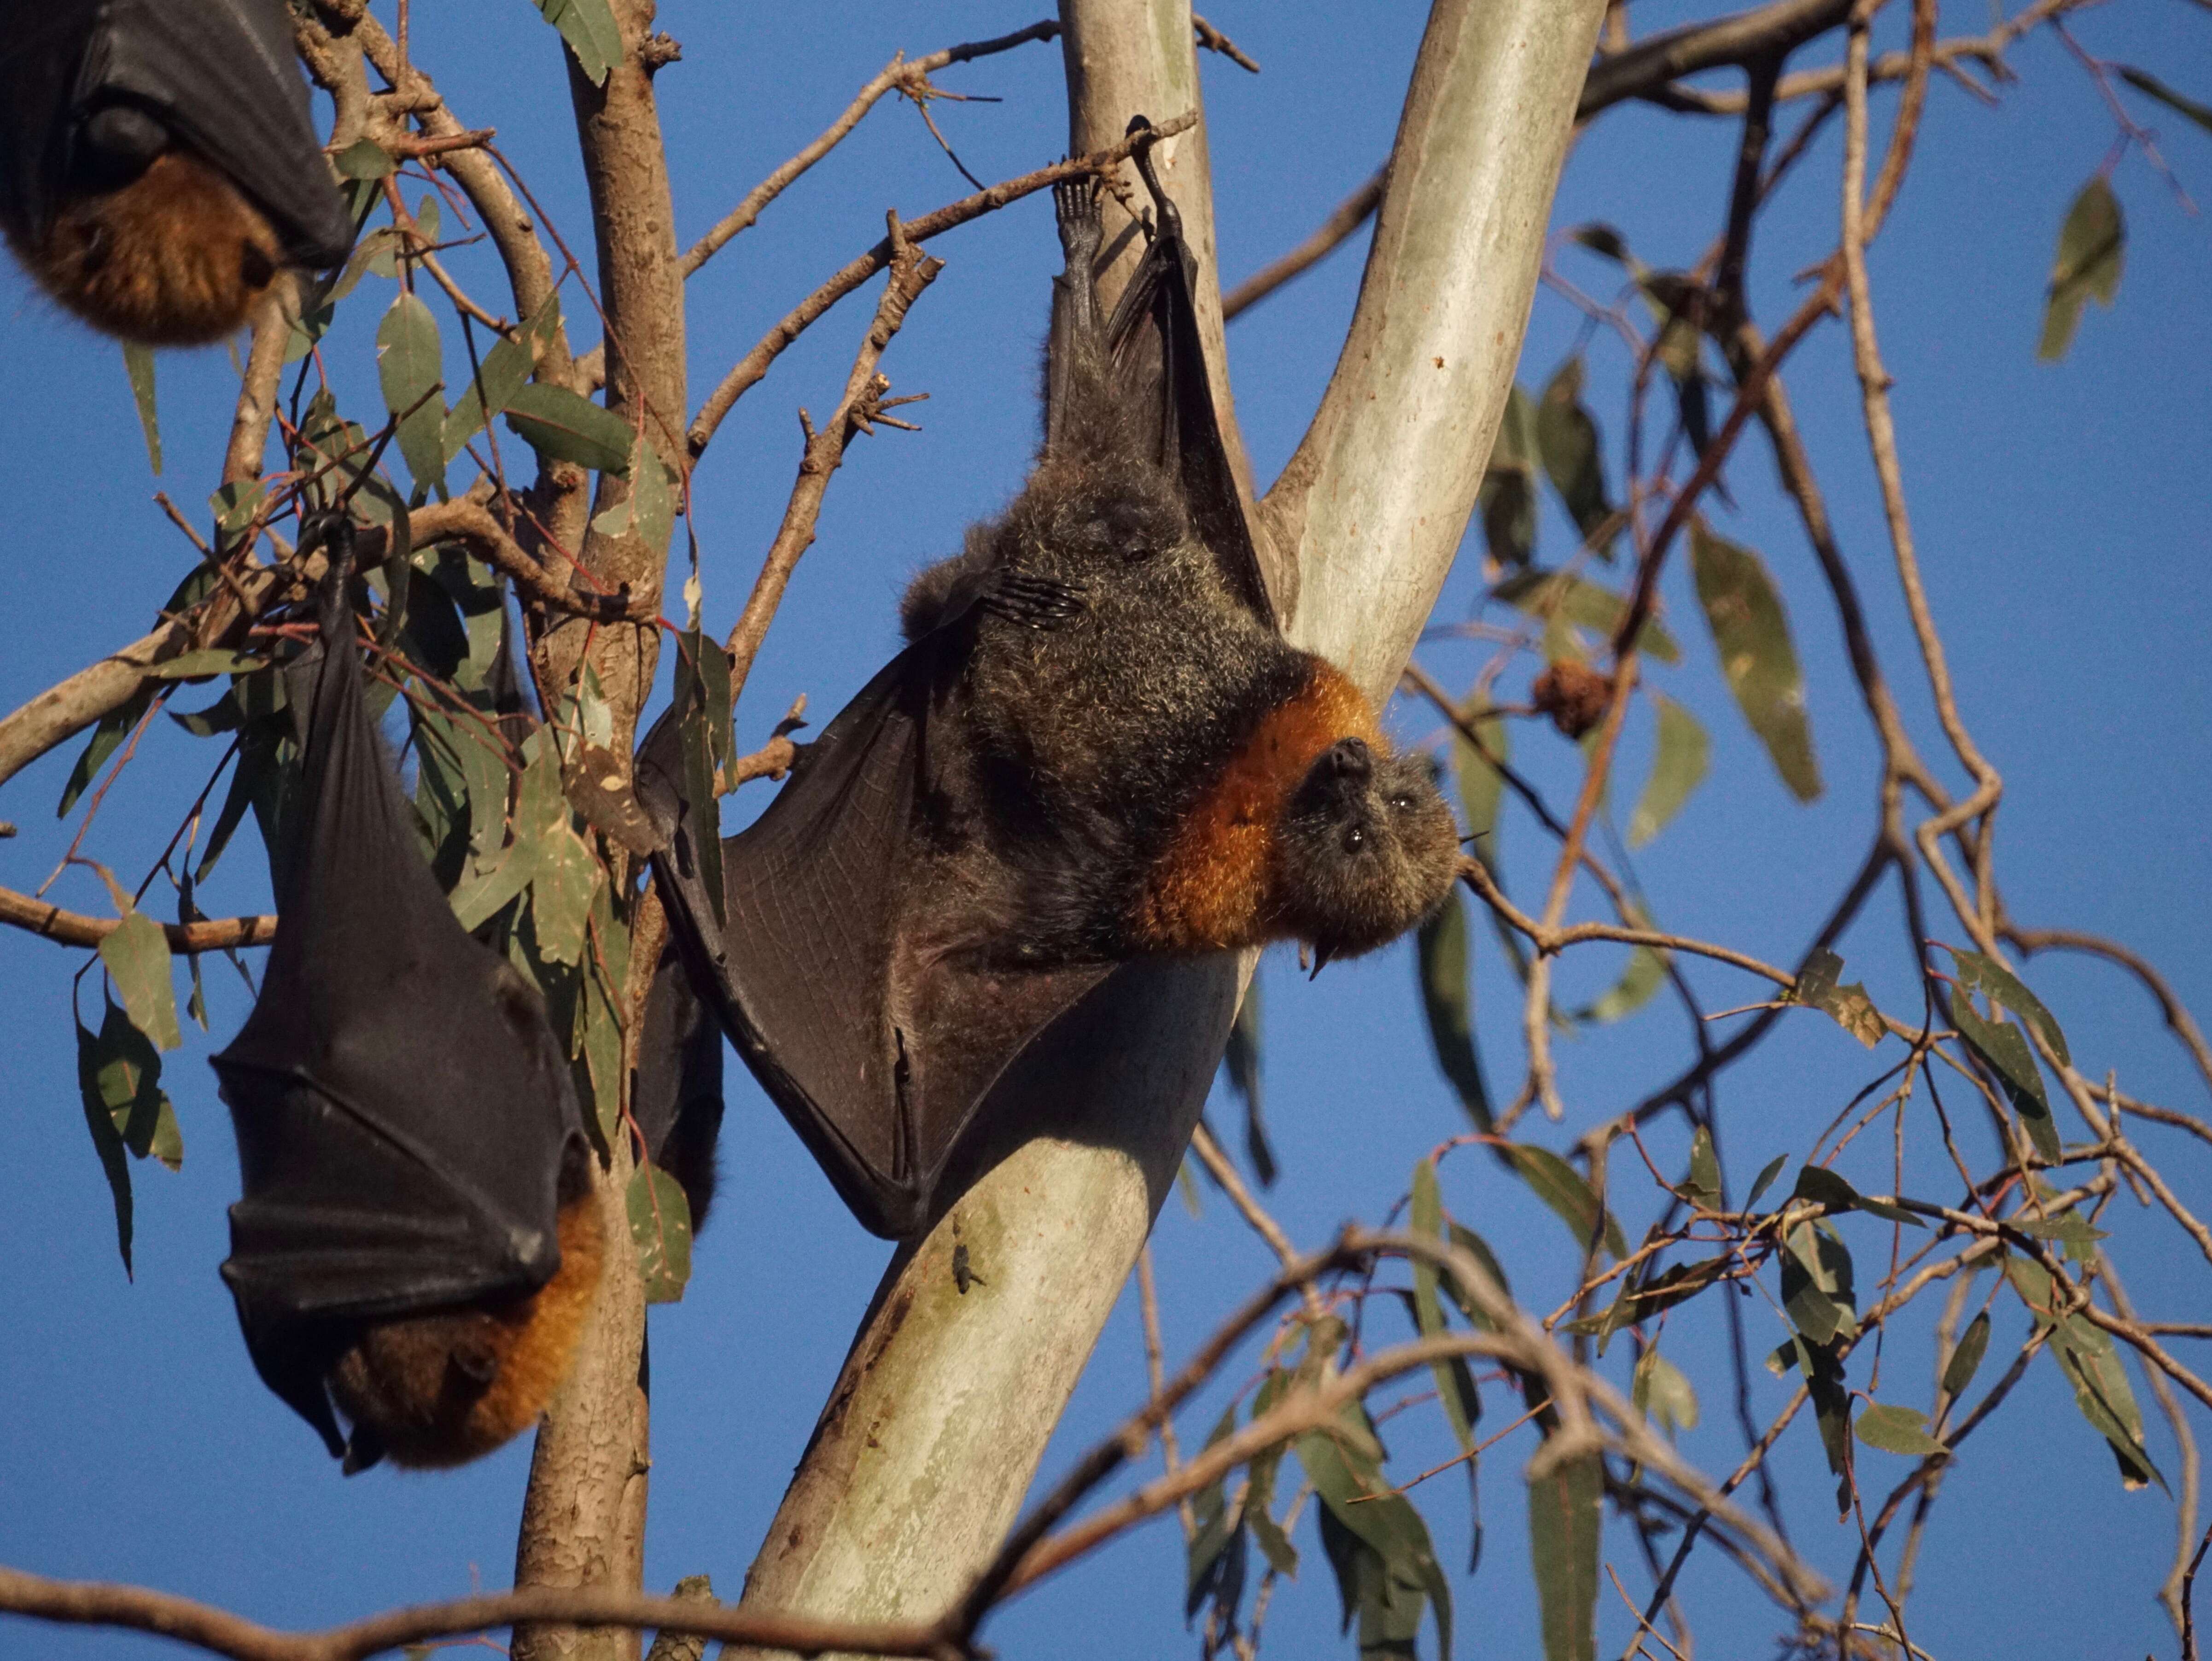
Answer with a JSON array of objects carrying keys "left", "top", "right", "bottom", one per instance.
[
  {"left": 1, "top": 151, "right": 281, "bottom": 345},
  {"left": 326, "top": 1191, "right": 604, "bottom": 1471}
]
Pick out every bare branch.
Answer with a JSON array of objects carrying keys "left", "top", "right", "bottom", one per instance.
[
  {"left": 686, "top": 115, "right": 1194, "bottom": 460},
  {"left": 0, "top": 887, "right": 273, "bottom": 953}
]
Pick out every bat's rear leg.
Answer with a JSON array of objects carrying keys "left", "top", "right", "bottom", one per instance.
[{"left": 1052, "top": 173, "right": 1103, "bottom": 341}]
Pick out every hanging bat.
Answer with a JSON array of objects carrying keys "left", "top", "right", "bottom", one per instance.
[
  {"left": 636, "top": 118, "right": 1459, "bottom": 1239},
  {"left": 211, "top": 524, "right": 600, "bottom": 1473},
  {"left": 0, "top": 0, "right": 353, "bottom": 344}
]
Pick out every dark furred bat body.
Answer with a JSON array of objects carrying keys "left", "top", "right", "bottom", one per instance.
[
  {"left": 637, "top": 122, "right": 1456, "bottom": 1239},
  {"left": 212, "top": 529, "right": 598, "bottom": 1473},
  {"left": 0, "top": 0, "right": 352, "bottom": 343}
]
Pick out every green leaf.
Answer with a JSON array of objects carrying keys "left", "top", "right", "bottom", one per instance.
[
  {"left": 1411, "top": 1158, "right": 1479, "bottom": 1454},
  {"left": 1222, "top": 977, "right": 1275, "bottom": 1185},
  {"left": 1627, "top": 692, "right": 1706, "bottom": 847},
  {"left": 531, "top": 826, "right": 602, "bottom": 968},
  {"left": 1943, "top": 1311, "right": 1991, "bottom": 1399},
  {"left": 1570, "top": 939, "right": 1664, "bottom": 1026},
  {"left": 1300, "top": 1402, "right": 1452, "bottom": 1661},
  {"left": 1791, "top": 1163, "right": 1924, "bottom": 1228},
  {"left": 1416, "top": 891, "right": 1492, "bottom": 1131},
  {"left": 1443, "top": 1221, "right": 1512, "bottom": 1330},
  {"left": 1478, "top": 383, "right": 1541, "bottom": 568},
  {"left": 592, "top": 434, "right": 678, "bottom": 553},
  {"left": 1564, "top": 222, "right": 1634, "bottom": 266},
  {"left": 1685, "top": 1125, "right": 1721, "bottom": 1206},
  {"left": 1855, "top": 1403, "right": 1947, "bottom": 1457},
  {"left": 2116, "top": 66, "right": 2212, "bottom": 134},
  {"left": 1632, "top": 1348, "right": 1698, "bottom": 1438},
  {"left": 1944, "top": 947, "right": 2070, "bottom": 1065},
  {"left": 533, "top": 0, "right": 624, "bottom": 85},
  {"left": 377, "top": 292, "right": 446, "bottom": 495},
  {"left": 503, "top": 382, "right": 635, "bottom": 475},
  {"left": 1506, "top": 1144, "right": 1627, "bottom": 1260},
  {"left": 1949, "top": 994, "right": 2061, "bottom": 1163},
  {"left": 122, "top": 343, "right": 160, "bottom": 474},
  {"left": 626, "top": 1160, "right": 694, "bottom": 1303},
  {"left": 1186, "top": 1404, "right": 1244, "bottom": 1619},
  {"left": 1772, "top": 1333, "right": 1854, "bottom": 1509},
  {"left": 1689, "top": 520, "right": 1820, "bottom": 801},
  {"left": 99, "top": 912, "right": 181, "bottom": 1052},
  {"left": 74, "top": 1016, "right": 137, "bottom": 1274},
  {"left": 1746, "top": 1153, "right": 1787, "bottom": 1210},
  {"left": 83, "top": 997, "right": 178, "bottom": 1167},
  {"left": 1780, "top": 1219, "right": 1857, "bottom": 1345},
  {"left": 58, "top": 690, "right": 152, "bottom": 818},
  {"left": 148, "top": 650, "right": 264, "bottom": 682},
  {"left": 445, "top": 296, "right": 559, "bottom": 461},
  {"left": 1786, "top": 946, "right": 1885, "bottom": 1047},
  {"left": 1536, "top": 357, "right": 1615, "bottom": 557},
  {"left": 333, "top": 137, "right": 394, "bottom": 179},
  {"left": 2038, "top": 175, "right": 2124, "bottom": 362},
  {"left": 1494, "top": 569, "right": 1680, "bottom": 664},
  {"left": 1528, "top": 1450, "right": 1601, "bottom": 1661},
  {"left": 671, "top": 631, "right": 728, "bottom": 927},
  {"left": 1564, "top": 1252, "right": 1733, "bottom": 1339},
  {"left": 2007, "top": 1259, "right": 2163, "bottom": 1489},
  {"left": 1245, "top": 1374, "right": 1300, "bottom": 1576}
]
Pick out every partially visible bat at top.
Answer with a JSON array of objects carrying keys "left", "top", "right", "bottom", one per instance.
[
  {"left": 636, "top": 118, "right": 1459, "bottom": 1240},
  {"left": 0, "top": 0, "right": 353, "bottom": 344},
  {"left": 211, "top": 523, "right": 599, "bottom": 1473}
]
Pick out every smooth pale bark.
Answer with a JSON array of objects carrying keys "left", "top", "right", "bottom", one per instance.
[{"left": 730, "top": 0, "right": 1603, "bottom": 1647}]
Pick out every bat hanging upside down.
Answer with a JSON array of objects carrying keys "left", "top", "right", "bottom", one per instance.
[
  {"left": 0, "top": 0, "right": 353, "bottom": 344},
  {"left": 212, "top": 523, "right": 601, "bottom": 1473},
  {"left": 636, "top": 117, "right": 1459, "bottom": 1239}
]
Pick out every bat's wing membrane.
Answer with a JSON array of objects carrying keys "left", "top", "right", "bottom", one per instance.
[
  {"left": 638, "top": 639, "right": 1107, "bottom": 1238},
  {"left": 212, "top": 550, "right": 585, "bottom": 1445},
  {"left": 1104, "top": 207, "right": 1279, "bottom": 631}
]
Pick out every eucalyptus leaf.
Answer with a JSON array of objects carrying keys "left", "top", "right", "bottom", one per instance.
[
  {"left": 1417, "top": 891, "right": 1492, "bottom": 1131},
  {"left": 1528, "top": 1450, "right": 1600, "bottom": 1661},
  {"left": 1536, "top": 357, "right": 1614, "bottom": 557},
  {"left": 2038, "top": 175, "right": 2124, "bottom": 362},
  {"left": 534, "top": 0, "right": 625, "bottom": 85},
  {"left": 1506, "top": 1144, "right": 1627, "bottom": 1261},
  {"left": 122, "top": 343, "right": 160, "bottom": 474},
  {"left": 626, "top": 1160, "right": 694, "bottom": 1303},
  {"left": 1493, "top": 569, "right": 1680, "bottom": 664},
  {"left": 99, "top": 912, "right": 181, "bottom": 1052},
  {"left": 377, "top": 292, "right": 447, "bottom": 496},
  {"left": 1942, "top": 1311, "right": 1991, "bottom": 1398},
  {"left": 503, "top": 382, "right": 636, "bottom": 474},
  {"left": 74, "top": 1016, "right": 136, "bottom": 1274},
  {"left": 1950, "top": 995, "right": 2061, "bottom": 1163},
  {"left": 1689, "top": 520, "right": 1820, "bottom": 801},
  {"left": 1628, "top": 692, "right": 1707, "bottom": 847},
  {"left": 1854, "top": 1403, "right": 1946, "bottom": 1457}
]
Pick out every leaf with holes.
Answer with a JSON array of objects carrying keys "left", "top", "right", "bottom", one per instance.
[
  {"left": 377, "top": 292, "right": 446, "bottom": 496},
  {"left": 2038, "top": 175, "right": 2124, "bottom": 362},
  {"left": 531, "top": 825, "right": 602, "bottom": 969},
  {"left": 626, "top": 1160, "right": 693, "bottom": 1303},
  {"left": 1690, "top": 520, "right": 1820, "bottom": 801}
]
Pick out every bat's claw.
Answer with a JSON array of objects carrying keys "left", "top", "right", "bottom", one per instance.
[
  {"left": 1053, "top": 172, "right": 1101, "bottom": 265},
  {"left": 981, "top": 572, "right": 1088, "bottom": 630},
  {"left": 1126, "top": 113, "right": 1183, "bottom": 245}
]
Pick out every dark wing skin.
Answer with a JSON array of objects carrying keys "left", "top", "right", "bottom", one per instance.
[
  {"left": 0, "top": 0, "right": 351, "bottom": 264},
  {"left": 636, "top": 642, "right": 1107, "bottom": 1239},
  {"left": 211, "top": 527, "right": 586, "bottom": 1455},
  {"left": 1102, "top": 121, "right": 1280, "bottom": 631}
]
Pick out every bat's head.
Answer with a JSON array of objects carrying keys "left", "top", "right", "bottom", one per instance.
[{"left": 1274, "top": 737, "right": 1459, "bottom": 966}]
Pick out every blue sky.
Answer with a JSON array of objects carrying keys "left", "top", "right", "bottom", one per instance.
[{"left": 0, "top": 3, "right": 2207, "bottom": 1659}]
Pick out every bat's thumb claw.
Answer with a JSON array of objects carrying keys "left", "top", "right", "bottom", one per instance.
[{"left": 1126, "top": 113, "right": 1155, "bottom": 139}]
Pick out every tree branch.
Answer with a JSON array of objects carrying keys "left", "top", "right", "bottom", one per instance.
[{"left": 0, "top": 887, "right": 273, "bottom": 953}]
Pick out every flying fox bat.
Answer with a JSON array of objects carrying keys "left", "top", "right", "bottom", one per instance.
[
  {"left": 0, "top": 0, "right": 353, "bottom": 344},
  {"left": 211, "top": 523, "right": 599, "bottom": 1473},
  {"left": 636, "top": 118, "right": 1459, "bottom": 1240}
]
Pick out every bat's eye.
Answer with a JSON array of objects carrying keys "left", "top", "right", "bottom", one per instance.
[
  {"left": 1342, "top": 825, "right": 1365, "bottom": 853},
  {"left": 1388, "top": 794, "right": 1414, "bottom": 812}
]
